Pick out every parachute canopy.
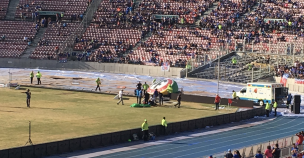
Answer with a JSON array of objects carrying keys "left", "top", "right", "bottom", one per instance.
[
  {"left": 147, "top": 78, "right": 178, "bottom": 95},
  {"left": 130, "top": 103, "right": 151, "bottom": 108}
]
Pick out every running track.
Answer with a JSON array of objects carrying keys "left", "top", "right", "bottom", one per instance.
[{"left": 51, "top": 116, "right": 304, "bottom": 158}]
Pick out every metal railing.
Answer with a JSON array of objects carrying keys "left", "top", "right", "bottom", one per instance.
[{"left": 204, "top": 135, "right": 302, "bottom": 158}]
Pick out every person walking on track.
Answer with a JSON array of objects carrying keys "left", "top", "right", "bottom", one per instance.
[
  {"left": 95, "top": 77, "right": 101, "bottom": 91},
  {"left": 214, "top": 94, "right": 221, "bottom": 110},
  {"left": 117, "top": 89, "right": 124, "bottom": 105},
  {"left": 30, "top": 71, "right": 34, "bottom": 84},
  {"left": 265, "top": 101, "right": 271, "bottom": 117},
  {"left": 273, "top": 100, "right": 278, "bottom": 116},
  {"left": 36, "top": 71, "right": 42, "bottom": 85},
  {"left": 22, "top": 89, "right": 31, "bottom": 108},
  {"left": 161, "top": 117, "right": 167, "bottom": 135},
  {"left": 142, "top": 119, "right": 149, "bottom": 141}
]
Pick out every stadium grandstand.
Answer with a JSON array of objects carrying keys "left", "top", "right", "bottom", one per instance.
[{"left": 1, "top": 0, "right": 304, "bottom": 157}]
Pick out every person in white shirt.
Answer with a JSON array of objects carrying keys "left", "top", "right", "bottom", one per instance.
[{"left": 117, "top": 89, "right": 124, "bottom": 105}]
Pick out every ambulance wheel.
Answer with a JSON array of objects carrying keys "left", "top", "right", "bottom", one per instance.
[
  {"left": 259, "top": 100, "right": 264, "bottom": 106},
  {"left": 236, "top": 97, "right": 240, "bottom": 100}
]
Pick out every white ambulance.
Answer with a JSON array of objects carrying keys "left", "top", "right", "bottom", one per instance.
[{"left": 236, "top": 82, "right": 288, "bottom": 106}]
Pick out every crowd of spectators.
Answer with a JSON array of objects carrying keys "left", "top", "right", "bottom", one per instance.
[
  {"left": 13, "top": 0, "right": 304, "bottom": 66},
  {"left": 16, "top": 0, "right": 89, "bottom": 21},
  {"left": 208, "top": 131, "right": 304, "bottom": 158},
  {"left": 275, "top": 61, "right": 304, "bottom": 79}
]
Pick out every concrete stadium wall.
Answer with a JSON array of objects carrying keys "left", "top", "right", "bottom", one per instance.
[
  {"left": 274, "top": 77, "right": 304, "bottom": 93},
  {"left": 171, "top": 93, "right": 254, "bottom": 108},
  {"left": 29, "top": 85, "right": 254, "bottom": 108},
  {"left": 0, "top": 58, "right": 183, "bottom": 78},
  {"left": 0, "top": 107, "right": 266, "bottom": 158}
]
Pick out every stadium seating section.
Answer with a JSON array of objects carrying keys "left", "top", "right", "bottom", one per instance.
[
  {"left": 0, "top": 0, "right": 302, "bottom": 67},
  {"left": 30, "top": 22, "right": 81, "bottom": 59},
  {"left": 0, "top": 21, "right": 37, "bottom": 58},
  {"left": 16, "top": 0, "right": 89, "bottom": 20}
]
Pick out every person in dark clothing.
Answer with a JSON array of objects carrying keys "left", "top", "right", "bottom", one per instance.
[
  {"left": 22, "top": 89, "right": 31, "bottom": 108},
  {"left": 175, "top": 92, "right": 181, "bottom": 108},
  {"left": 159, "top": 93, "right": 163, "bottom": 105},
  {"left": 287, "top": 93, "right": 292, "bottom": 109},
  {"left": 144, "top": 92, "right": 149, "bottom": 104},
  {"left": 225, "top": 149, "right": 233, "bottom": 158},
  {"left": 153, "top": 89, "right": 159, "bottom": 100},
  {"left": 272, "top": 144, "right": 280, "bottom": 158},
  {"left": 137, "top": 81, "right": 142, "bottom": 90}
]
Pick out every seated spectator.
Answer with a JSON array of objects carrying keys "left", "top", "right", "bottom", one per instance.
[
  {"left": 24, "top": 36, "right": 28, "bottom": 41},
  {"left": 225, "top": 149, "right": 233, "bottom": 158},
  {"left": 254, "top": 150, "right": 263, "bottom": 158},
  {"left": 291, "top": 143, "right": 298, "bottom": 158},
  {"left": 1, "top": 35, "right": 5, "bottom": 41}
]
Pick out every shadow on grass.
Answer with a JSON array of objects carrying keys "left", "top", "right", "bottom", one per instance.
[
  {"left": 0, "top": 110, "right": 14, "bottom": 112},
  {"left": 0, "top": 106, "right": 65, "bottom": 110}
]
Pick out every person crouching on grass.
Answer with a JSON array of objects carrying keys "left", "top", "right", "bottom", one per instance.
[{"left": 22, "top": 89, "right": 31, "bottom": 108}]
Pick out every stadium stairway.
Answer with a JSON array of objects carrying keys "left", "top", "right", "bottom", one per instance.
[
  {"left": 21, "top": 27, "right": 47, "bottom": 58},
  {"left": 195, "top": 1, "right": 218, "bottom": 26},
  {"left": 5, "top": 0, "right": 20, "bottom": 20}
]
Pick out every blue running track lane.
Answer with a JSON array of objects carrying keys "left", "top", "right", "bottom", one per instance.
[
  {"left": 47, "top": 116, "right": 303, "bottom": 158},
  {"left": 93, "top": 116, "right": 302, "bottom": 158}
]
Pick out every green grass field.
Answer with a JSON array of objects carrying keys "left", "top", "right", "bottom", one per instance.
[{"left": 0, "top": 86, "right": 237, "bottom": 149}]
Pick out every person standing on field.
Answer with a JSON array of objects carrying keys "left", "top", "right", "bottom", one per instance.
[
  {"left": 30, "top": 71, "right": 34, "bottom": 84},
  {"left": 143, "top": 82, "right": 149, "bottom": 94},
  {"left": 117, "top": 89, "right": 124, "bottom": 105},
  {"left": 22, "top": 89, "right": 31, "bottom": 108},
  {"left": 214, "top": 94, "right": 221, "bottom": 110},
  {"left": 159, "top": 92, "right": 163, "bottom": 105},
  {"left": 136, "top": 89, "right": 143, "bottom": 104},
  {"left": 175, "top": 92, "right": 181, "bottom": 108}
]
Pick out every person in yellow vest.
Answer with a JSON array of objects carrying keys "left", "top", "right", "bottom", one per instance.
[
  {"left": 162, "top": 117, "right": 167, "bottom": 135},
  {"left": 36, "top": 71, "right": 42, "bottom": 85},
  {"left": 232, "top": 58, "right": 237, "bottom": 65},
  {"left": 218, "top": 24, "right": 222, "bottom": 30},
  {"left": 143, "top": 82, "right": 149, "bottom": 94},
  {"left": 95, "top": 77, "right": 101, "bottom": 91},
  {"left": 265, "top": 101, "right": 271, "bottom": 117},
  {"left": 273, "top": 100, "right": 278, "bottom": 116},
  {"left": 142, "top": 119, "right": 149, "bottom": 141},
  {"left": 30, "top": 71, "right": 34, "bottom": 84},
  {"left": 232, "top": 90, "right": 237, "bottom": 99},
  {"left": 288, "top": 21, "right": 292, "bottom": 30}
]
